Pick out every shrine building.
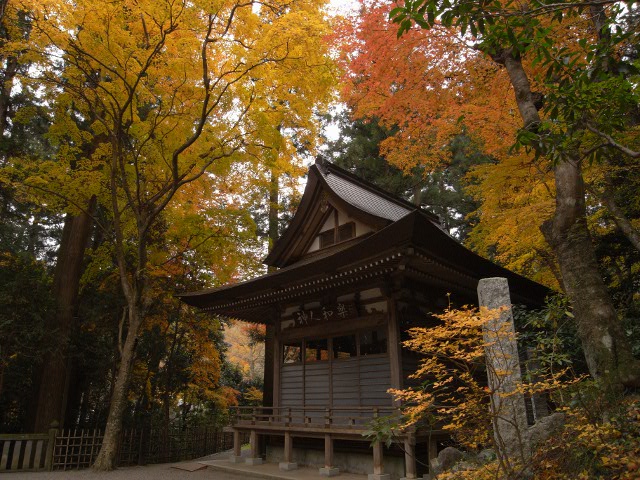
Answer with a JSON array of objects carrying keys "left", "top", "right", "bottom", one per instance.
[{"left": 179, "top": 158, "right": 549, "bottom": 479}]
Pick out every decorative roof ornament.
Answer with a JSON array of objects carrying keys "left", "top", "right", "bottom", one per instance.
[{"left": 315, "top": 155, "right": 329, "bottom": 174}]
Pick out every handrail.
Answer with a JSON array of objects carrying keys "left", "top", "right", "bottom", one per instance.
[
  {"left": 228, "top": 405, "right": 402, "bottom": 430},
  {"left": 229, "top": 406, "right": 398, "bottom": 412}
]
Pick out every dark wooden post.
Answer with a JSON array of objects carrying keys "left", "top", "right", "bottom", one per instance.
[
  {"left": 318, "top": 434, "right": 338, "bottom": 477},
  {"left": 245, "top": 430, "right": 263, "bottom": 465},
  {"left": 428, "top": 437, "right": 438, "bottom": 474},
  {"left": 230, "top": 430, "right": 243, "bottom": 463},
  {"left": 403, "top": 433, "right": 417, "bottom": 480},
  {"left": 370, "top": 440, "right": 390, "bottom": 479},
  {"left": 278, "top": 432, "right": 297, "bottom": 471},
  {"left": 272, "top": 316, "right": 281, "bottom": 408},
  {"left": 44, "top": 428, "right": 57, "bottom": 471},
  {"left": 387, "top": 298, "right": 403, "bottom": 403}
]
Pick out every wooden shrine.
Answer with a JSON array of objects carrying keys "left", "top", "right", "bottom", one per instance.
[{"left": 179, "top": 158, "right": 548, "bottom": 478}]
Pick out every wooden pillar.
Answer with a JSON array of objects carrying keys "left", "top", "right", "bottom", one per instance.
[
  {"left": 318, "top": 434, "right": 339, "bottom": 477},
  {"left": 250, "top": 430, "right": 258, "bottom": 457},
  {"left": 278, "top": 432, "right": 298, "bottom": 471},
  {"left": 233, "top": 431, "right": 241, "bottom": 457},
  {"left": 387, "top": 298, "right": 403, "bottom": 402},
  {"left": 262, "top": 311, "right": 279, "bottom": 465},
  {"left": 284, "top": 432, "right": 293, "bottom": 462},
  {"left": 245, "top": 430, "right": 263, "bottom": 465},
  {"left": 272, "top": 313, "right": 281, "bottom": 408},
  {"left": 428, "top": 437, "right": 438, "bottom": 474},
  {"left": 230, "top": 430, "right": 243, "bottom": 463},
  {"left": 403, "top": 435, "right": 417, "bottom": 479},
  {"left": 264, "top": 324, "right": 275, "bottom": 407},
  {"left": 373, "top": 440, "right": 383, "bottom": 474},
  {"left": 324, "top": 434, "right": 333, "bottom": 467},
  {"left": 370, "top": 441, "right": 390, "bottom": 480}
]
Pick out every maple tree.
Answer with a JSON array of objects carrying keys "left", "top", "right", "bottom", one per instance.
[
  {"left": 225, "top": 321, "right": 266, "bottom": 383},
  {"left": 389, "top": 0, "right": 640, "bottom": 390},
  {"left": 388, "top": 304, "right": 640, "bottom": 479},
  {"left": 334, "top": 1, "right": 553, "bottom": 255},
  {"left": 336, "top": 0, "right": 640, "bottom": 389},
  {"left": 323, "top": 110, "right": 492, "bottom": 240},
  {"left": 9, "top": 0, "right": 335, "bottom": 467}
]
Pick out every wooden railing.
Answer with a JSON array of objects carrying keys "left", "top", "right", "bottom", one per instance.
[
  {"left": 229, "top": 406, "right": 401, "bottom": 430},
  {"left": 0, "top": 430, "right": 55, "bottom": 472}
]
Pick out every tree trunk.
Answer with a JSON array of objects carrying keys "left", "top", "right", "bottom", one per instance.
[
  {"left": 541, "top": 161, "right": 640, "bottom": 387},
  {"left": 495, "top": 50, "right": 640, "bottom": 388},
  {"left": 92, "top": 306, "right": 141, "bottom": 470},
  {"left": 268, "top": 169, "right": 279, "bottom": 273},
  {"left": 33, "top": 196, "right": 96, "bottom": 432},
  {"left": 64, "top": 365, "right": 85, "bottom": 428},
  {"left": 411, "top": 183, "right": 422, "bottom": 206}
]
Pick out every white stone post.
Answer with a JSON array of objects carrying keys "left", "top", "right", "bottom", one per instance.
[{"left": 477, "top": 277, "right": 529, "bottom": 462}]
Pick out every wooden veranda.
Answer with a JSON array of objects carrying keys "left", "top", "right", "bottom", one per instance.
[{"left": 228, "top": 405, "right": 435, "bottom": 478}]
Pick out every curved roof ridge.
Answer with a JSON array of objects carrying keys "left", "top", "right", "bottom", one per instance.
[{"left": 316, "top": 158, "right": 441, "bottom": 224}]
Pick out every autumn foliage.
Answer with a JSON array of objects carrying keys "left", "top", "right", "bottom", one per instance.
[
  {"left": 392, "top": 304, "right": 640, "bottom": 479},
  {"left": 333, "top": 0, "right": 562, "bottom": 288}
]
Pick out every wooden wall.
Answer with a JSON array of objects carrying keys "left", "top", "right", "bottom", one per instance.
[
  {"left": 281, "top": 364, "right": 303, "bottom": 407},
  {"left": 280, "top": 355, "right": 391, "bottom": 408}
]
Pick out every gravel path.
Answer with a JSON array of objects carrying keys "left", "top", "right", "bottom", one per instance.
[{"left": 0, "top": 457, "right": 248, "bottom": 480}]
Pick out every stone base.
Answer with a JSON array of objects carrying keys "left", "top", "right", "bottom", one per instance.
[
  {"left": 245, "top": 457, "right": 263, "bottom": 465},
  {"left": 368, "top": 474, "right": 391, "bottom": 480},
  {"left": 319, "top": 466, "right": 340, "bottom": 477},
  {"left": 279, "top": 462, "right": 298, "bottom": 471},
  {"left": 266, "top": 443, "right": 405, "bottom": 477},
  {"left": 229, "top": 455, "right": 244, "bottom": 463}
]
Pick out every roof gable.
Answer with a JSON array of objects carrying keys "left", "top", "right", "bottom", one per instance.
[{"left": 264, "top": 159, "right": 427, "bottom": 268}]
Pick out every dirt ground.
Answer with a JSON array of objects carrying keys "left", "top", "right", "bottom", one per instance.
[{"left": 0, "top": 461, "right": 249, "bottom": 480}]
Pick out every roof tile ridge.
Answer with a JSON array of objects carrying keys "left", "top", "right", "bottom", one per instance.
[{"left": 319, "top": 159, "right": 442, "bottom": 224}]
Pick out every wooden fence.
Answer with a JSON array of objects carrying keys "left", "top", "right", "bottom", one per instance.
[
  {"left": 1, "top": 426, "right": 244, "bottom": 472},
  {"left": 0, "top": 431, "right": 55, "bottom": 472}
]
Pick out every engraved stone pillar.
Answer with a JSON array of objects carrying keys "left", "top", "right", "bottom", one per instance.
[{"left": 478, "top": 277, "right": 530, "bottom": 461}]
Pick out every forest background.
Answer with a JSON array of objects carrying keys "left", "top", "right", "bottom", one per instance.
[{"left": 0, "top": 0, "right": 638, "bottom": 474}]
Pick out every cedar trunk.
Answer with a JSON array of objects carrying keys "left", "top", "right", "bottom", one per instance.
[{"left": 33, "top": 196, "right": 96, "bottom": 432}]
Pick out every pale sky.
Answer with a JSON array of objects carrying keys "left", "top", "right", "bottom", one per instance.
[{"left": 327, "top": 0, "right": 359, "bottom": 16}]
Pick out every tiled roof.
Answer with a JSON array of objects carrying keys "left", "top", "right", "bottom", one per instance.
[
  {"left": 319, "top": 167, "right": 412, "bottom": 222},
  {"left": 178, "top": 210, "right": 551, "bottom": 316}
]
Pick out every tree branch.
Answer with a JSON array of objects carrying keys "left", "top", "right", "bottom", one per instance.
[{"left": 585, "top": 124, "right": 640, "bottom": 158}]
